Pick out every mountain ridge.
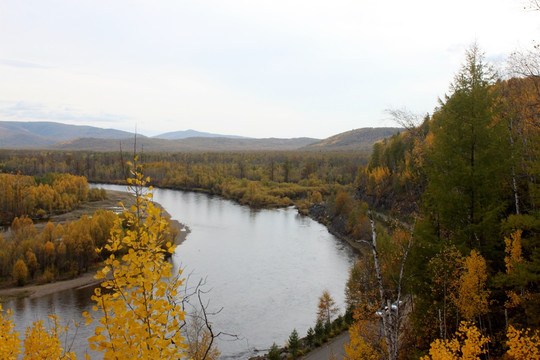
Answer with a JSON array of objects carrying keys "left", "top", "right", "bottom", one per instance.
[
  {"left": 0, "top": 121, "right": 139, "bottom": 147},
  {"left": 301, "top": 127, "right": 402, "bottom": 151},
  {"left": 0, "top": 121, "right": 402, "bottom": 152},
  {"left": 153, "top": 129, "right": 248, "bottom": 140}
]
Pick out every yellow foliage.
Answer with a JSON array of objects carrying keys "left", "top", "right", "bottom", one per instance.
[
  {"left": 13, "top": 259, "right": 29, "bottom": 286},
  {"left": 452, "top": 250, "right": 489, "bottom": 321},
  {"left": 317, "top": 289, "right": 340, "bottom": 324},
  {"left": 422, "top": 339, "right": 460, "bottom": 360},
  {"left": 85, "top": 166, "right": 187, "bottom": 359},
  {"left": 0, "top": 305, "right": 21, "bottom": 360},
  {"left": 504, "top": 230, "right": 528, "bottom": 308},
  {"left": 505, "top": 230, "right": 523, "bottom": 275},
  {"left": 345, "top": 300, "right": 384, "bottom": 360},
  {"left": 22, "top": 316, "right": 76, "bottom": 360},
  {"left": 309, "top": 190, "right": 322, "bottom": 204},
  {"left": 506, "top": 326, "right": 540, "bottom": 360},
  {"left": 368, "top": 166, "right": 391, "bottom": 197},
  {"left": 0, "top": 305, "right": 77, "bottom": 360},
  {"left": 421, "top": 322, "right": 489, "bottom": 360},
  {"left": 424, "top": 323, "right": 540, "bottom": 360},
  {"left": 345, "top": 320, "right": 381, "bottom": 360}
]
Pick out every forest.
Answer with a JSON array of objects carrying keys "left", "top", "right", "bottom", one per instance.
[
  {"left": 0, "top": 44, "right": 539, "bottom": 359},
  {"left": 0, "top": 172, "right": 105, "bottom": 225}
]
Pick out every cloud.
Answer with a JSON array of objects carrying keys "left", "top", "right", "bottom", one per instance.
[{"left": 0, "top": 0, "right": 537, "bottom": 138}]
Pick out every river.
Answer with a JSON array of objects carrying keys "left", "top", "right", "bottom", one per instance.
[{"left": 4, "top": 185, "right": 356, "bottom": 359}]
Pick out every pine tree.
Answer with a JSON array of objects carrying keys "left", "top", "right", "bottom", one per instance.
[
  {"left": 267, "top": 342, "right": 281, "bottom": 360},
  {"left": 424, "top": 43, "right": 510, "bottom": 252},
  {"left": 287, "top": 329, "right": 300, "bottom": 358},
  {"left": 305, "top": 327, "right": 315, "bottom": 347}
]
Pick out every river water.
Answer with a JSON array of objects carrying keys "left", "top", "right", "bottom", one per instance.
[{"left": 4, "top": 185, "right": 356, "bottom": 359}]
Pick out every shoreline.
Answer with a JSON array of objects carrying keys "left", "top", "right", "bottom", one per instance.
[
  {"left": 0, "top": 271, "right": 102, "bottom": 301},
  {"left": 0, "top": 189, "right": 190, "bottom": 302}
]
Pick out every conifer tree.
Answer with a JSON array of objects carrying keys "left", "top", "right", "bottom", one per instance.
[
  {"left": 267, "top": 343, "right": 281, "bottom": 360},
  {"left": 287, "top": 329, "right": 300, "bottom": 358},
  {"left": 424, "top": 43, "right": 510, "bottom": 251},
  {"left": 316, "top": 290, "right": 340, "bottom": 325}
]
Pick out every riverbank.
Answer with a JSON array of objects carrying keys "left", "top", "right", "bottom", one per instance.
[
  {"left": 307, "top": 203, "right": 365, "bottom": 254},
  {"left": 0, "top": 189, "right": 190, "bottom": 302},
  {"left": 0, "top": 270, "right": 101, "bottom": 301}
]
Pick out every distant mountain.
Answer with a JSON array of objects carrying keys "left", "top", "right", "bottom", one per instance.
[
  {"left": 0, "top": 121, "right": 402, "bottom": 153},
  {"left": 153, "top": 129, "right": 248, "bottom": 140},
  {"left": 51, "top": 137, "right": 319, "bottom": 152},
  {"left": 0, "top": 121, "right": 139, "bottom": 148},
  {"left": 301, "top": 127, "right": 403, "bottom": 152}
]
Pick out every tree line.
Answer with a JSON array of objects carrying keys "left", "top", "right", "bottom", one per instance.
[
  {"left": 0, "top": 172, "right": 106, "bottom": 225},
  {"left": 1, "top": 209, "right": 117, "bottom": 285},
  {"left": 0, "top": 150, "right": 367, "bottom": 210}
]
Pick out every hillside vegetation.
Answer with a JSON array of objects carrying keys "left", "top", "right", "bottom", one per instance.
[
  {"left": 0, "top": 121, "right": 138, "bottom": 147},
  {"left": 50, "top": 136, "right": 320, "bottom": 152},
  {"left": 0, "top": 121, "right": 400, "bottom": 152},
  {"left": 301, "top": 127, "right": 402, "bottom": 152}
]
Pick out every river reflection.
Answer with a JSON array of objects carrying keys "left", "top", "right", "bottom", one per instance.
[{"left": 4, "top": 185, "right": 356, "bottom": 359}]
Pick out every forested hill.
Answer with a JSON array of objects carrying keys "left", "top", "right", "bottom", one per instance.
[
  {"left": 0, "top": 121, "right": 400, "bottom": 152},
  {"left": 301, "top": 127, "right": 402, "bottom": 151},
  {"left": 0, "top": 121, "right": 139, "bottom": 147},
  {"left": 153, "top": 129, "right": 248, "bottom": 139},
  {"left": 51, "top": 136, "right": 320, "bottom": 152},
  {"left": 350, "top": 48, "right": 540, "bottom": 358}
]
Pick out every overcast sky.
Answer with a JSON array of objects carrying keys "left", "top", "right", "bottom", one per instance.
[{"left": 0, "top": 1, "right": 538, "bottom": 139}]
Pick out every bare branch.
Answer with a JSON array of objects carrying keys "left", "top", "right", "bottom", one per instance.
[
  {"left": 385, "top": 107, "right": 425, "bottom": 139},
  {"left": 178, "top": 268, "right": 239, "bottom": 360},
  {"left": 507, "top": 46, "right": 540, "bottom": 80}
]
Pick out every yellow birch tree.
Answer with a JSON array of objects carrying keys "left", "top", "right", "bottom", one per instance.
[
  {"left": 84, "top": 161, "right": 187, "bottom": 359},
  {"left": 0, "top": 305, "right": 20, "bottom": 360},
  {"left": 421, "top": 321, "right": 489, "bottom": 360},
  {"left": 22, "top": 316, "right": 76, "bottom": 360},
  {"left": 506, "top": 326, "right": 540, "bottom": 360},
  {"left": 451, "top": 250, "right": 490, "bottom": 321}
]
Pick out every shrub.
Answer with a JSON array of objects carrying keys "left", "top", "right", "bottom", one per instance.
[{"left": 39, "top": 267, "right": 55, "bottom": 284}]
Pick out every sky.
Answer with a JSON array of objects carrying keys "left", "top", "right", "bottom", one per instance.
[{"left": 0, "top": 1, "right": 538, "bottom": 139}]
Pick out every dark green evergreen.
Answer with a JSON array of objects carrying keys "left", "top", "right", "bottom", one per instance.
[
  {"left": 268, "top": 342, "right": 281, "bottom": 360},
  {"left": 287, "top": 329, "right": 300, "bottom": 358},
  {"left": 423, "top": 44, "right": 510, "bottom": 254},
  {"left": 305, "top": 327, "right": 315, "bottom": 347},
  {"left": 314, "top": 319, "right": 324, "bottom": 339}
]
